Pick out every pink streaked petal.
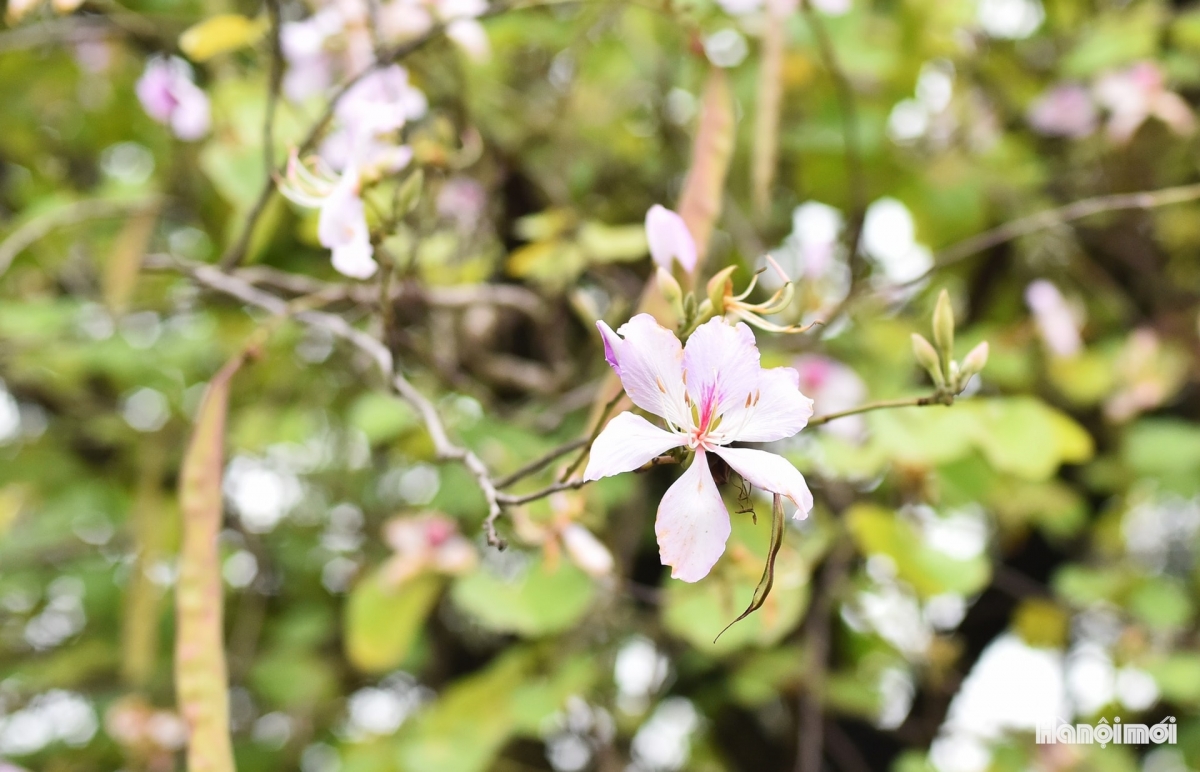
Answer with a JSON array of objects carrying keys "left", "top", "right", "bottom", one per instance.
[
  {"left": 711, "top": 446, "right": 813, "bottom": 517},
  {"left": 724, "top": 366, "right": 814, "bottom": 443},
  {"left": 645, "top": 205, "right": 698, "bottom": 274},
  {"left": 596, "top": 315, "right": 689, "bottom": 429},
  {"left": 656, "top": 450, "right": 731, "bottom": 582},
  {"left": 583, "top": 412, "right": 684, "bottom": 481},
  {"left": 681, "top": 318, "right": 760, "bottom": 429}
]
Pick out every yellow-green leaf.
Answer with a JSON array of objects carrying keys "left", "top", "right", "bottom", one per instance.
[{"left": 180, "top": 14, "right": 268, "bottom": 62}]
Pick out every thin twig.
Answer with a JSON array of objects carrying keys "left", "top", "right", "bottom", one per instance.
[
  {"left": 162, "top": 256, "right": 510, "bottom": 546},
  {"left": 496, "top": 437, "right": 589, "bottom": 488},
  {"left": 908, "top": 181, "right": 1200, "bottom": 287},
  {"left": 801, "top": 0, "right": 866, "bottom": 262},
  {"left": 796, "top": 538, "right": 852, "bottom": 772},
  {"left": 559, "top": 391, "right": 623, "bottom": 482},
  {"left": 0, "top": 197, "right": 163, "bottom": 277},
  {"left": 263, "top": 0, "right": 284, "bottom": 177},
  {"left": 806, "top": 393, "right": 952, "bottom": 428},
  {"left": 496, "top": 479, "right": 590, "bottom": 506}
]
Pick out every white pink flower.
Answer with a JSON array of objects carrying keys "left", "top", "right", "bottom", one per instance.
[
  {"left": 1094, "top": 61, "right": 1194, "bottom": 144},
  {"left": 136, "top": 57, "right": 211, "bottom": 141},
  {"left": 1027, "top": 83, "right": 1097, "bottom": 138},
  {"left": 1025, "top": 280, "right": 1082, "bottom": 357},
  {"left": 794, "top": 355, "right": 867, "bottom": 441},
  {"left": 380, "top": 0, "right": 491, "bottom": 60},
  {"left": 584, "top": 314, "right": 814, "bottom": 582},
  {"left": 381, "top": 512, "right": 477, "bottom": 585},
  {"left": 645, "top": 205, "right": 697, "bottom": 274},
  {"left": 280, "top": 154, "right": 378, "bottom": 279}
]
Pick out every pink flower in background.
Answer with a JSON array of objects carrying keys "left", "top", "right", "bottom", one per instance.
[
  {"left": 1027, "top": 83, "right": 1097, "bottom": 138},
  {"left": 280, "top": 9, "right": 342, "bottom": 100},
  {"left": 136, "top": 57, "right": 211, "bottom": 141},
  {"left": 381, "top": 512, "right": 477, "bottom": 585},
  {"left": 584, "top": 314, "right": 814, "bottom": 582},
  {"left": 513, "top": 492, "right": 615, "bottom": 578},
  {"left": 794, "top": 354, "right": 867, "bottom": 441},
  {"left": 335, "top": 64, "right": 427, "bottom": 142},
  {"left": 645, "top": 205, "right": 697, "bottom": 274},
  {"left": 381, "top": 0, "right": 491, "bottom": 60},
  {"left": 437, "top": 176, "right": 488, "bottom": 233},
  {"left": 1094, "top": 61, "right": 1195, "bottom": 144},
  {"left": 1025, "top": 280, "right": 1082, "bottom": 357}
]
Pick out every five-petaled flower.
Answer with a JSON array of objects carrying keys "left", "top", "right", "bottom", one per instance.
[{"left": 584, "top": 314, "right": 814, "bottom": 582}]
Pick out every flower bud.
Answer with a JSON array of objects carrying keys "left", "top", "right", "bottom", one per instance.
[
  {"left": 958, "top": 341, "right": 989, "bottom": 387},
  {"left": 706, "top": 265, "right": 737, "bottom": 314},
  {"left": 933, "top": 289, "right": 955, "bottom": 366},
  {"left": 656, "top": 266, "right": 684, "bottom": 317},
  {"left": 912, "top": 333, "right": 945, "bottom": 388}
]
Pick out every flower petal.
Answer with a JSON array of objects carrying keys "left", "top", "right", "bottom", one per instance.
[
  {"left": 595, "top": 315, "right": 689, "bottom": 429},
  {"left": 645, "top": 205, "right": 698, "bottom": 274},
  {"left": 711, "top": 446, "right": 813, "bottom": 517},
  {"left": 584, "top": 412, "right": 683, "bottom": 481},
  {"left": 656, "top": 450, "right": 731, "bottom": 582},
  {"left": 682, "top": 317, "right": 760, "bottom": 429},
  {"left": 722, "top": 366, "right": 814, "bottom": 443}
]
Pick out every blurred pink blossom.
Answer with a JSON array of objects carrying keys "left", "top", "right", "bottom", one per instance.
[
  {"left": 794, "top": 354, "right": 868, "bottom": 441},
  {"left": 280, "top": 9, "right": 342, "bottom": 100},
  {"left": 1094, "top": 61, "right": 1195, "bottom": 144},
  {"left": 1025, "top": 280, "right": 1082, "bottom": 358},
  {"left": 381, "top": 512, "right": 477, "bottom": 585},
  {"left": 437, "top": 177, "right": 488, "bottom": 233},
  {"left": 645, "top": 205, "right": 697, "bottom": 274},
  {"left": 135, "top": 57, "right": 211, "bottom": 141},
  {"left": 280, "top": 154, "right": 378, "bottom": 279},
  {"left": 381, "top": 0, "right": 490, "bottom": 60},
  {"left": 1027, "top": 83, "right": 1097, "bottom": 138}
]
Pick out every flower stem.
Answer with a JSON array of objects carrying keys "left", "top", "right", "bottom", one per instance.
[{"left": 806, "top": 392, "right": 955, "bottom": 428}]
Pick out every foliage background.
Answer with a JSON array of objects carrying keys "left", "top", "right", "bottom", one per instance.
[{"left": 3, "top": 0, "right": 1200, "bottom": 770}]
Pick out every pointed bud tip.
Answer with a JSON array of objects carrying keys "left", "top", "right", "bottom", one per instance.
[{"left": 933, "top": 289, "right": 955, "bottom": 354}]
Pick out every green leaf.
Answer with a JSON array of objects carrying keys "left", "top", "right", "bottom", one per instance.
[
  {"left": 577, "top": 221, "right": 647, "bottom": 263},
  {"left": 846, "top": 504, "right": 990, "bottom": 598},
  {"left": 349, "top": 392, "right": 418, "bottom": 445},
  {"left": 450, "top": 554, "right": 596, "bottom": 637},
  {"left": 1127, "top": 577, "right": 1194, "bottom": 631},
  {"left": 1144, "top": 655, "right": 1200, "bottom": 705},
  {"left": 346, "top": 570, "right": 444, "bottom": 673},
  {"left": 180, "top": 14, "right": 268, "bottom": 61}
]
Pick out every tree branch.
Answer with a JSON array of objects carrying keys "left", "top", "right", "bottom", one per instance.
[
  {"left": 801, "top": 0, "right": 866, "bottom": 262},
  {"left": 907, "top": 181, "right": 1200, "bottom": 288},
  {"left": 160, "top": 256, "right": 510, "bottom": 546},
  {"left": 807, "top": 392, "right": 953, "bottom": 428}
]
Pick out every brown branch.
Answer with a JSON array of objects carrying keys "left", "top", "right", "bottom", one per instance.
[
  {"left": 496, "top": 437, "right": 589, "bottom": 488},
  {"left": 263, "top": 0, "right": 284, "bottom": 177},
  {"left": 801, "top": 0, "right": 866, "bottom": 262},
  {"left": 161, "top": 256, "right": 510, "bottom": 546},
  {"left": 796, "top": 538, "right": 853, "bottom": 772},
  {"left": 907, "top": 181, "right": 1200, "bottom": 287},
  {"left": 807, "top": 392, "right": 953, "bottom": 428}
]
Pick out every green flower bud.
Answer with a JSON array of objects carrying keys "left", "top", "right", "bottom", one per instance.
[
  {"left": 912, "top": 333, "right": 945, "bottom": 388},
  {"left": 656, "top": 266, "right": 684, "bottom": 318},
  {"left": 958, "top": 341, "right": 989, "bottom": 388},
  {"left": 933, "top": 289, "right": 955, "bottom": 367},
  {"left": 706, "top": 265, "right": 737, "bottom": 314}
]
